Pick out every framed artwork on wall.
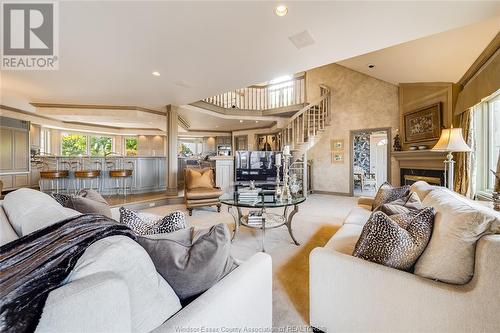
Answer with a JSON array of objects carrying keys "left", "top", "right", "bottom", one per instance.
[
  {"left": 331, "top": 139, "right": 344, "bottom": 151},
  {"left": 403, "top": 102, "right": 442, "bottom": 143},
  {"left": 331, "top": 138, "right": 345, "bottom": 164},
  {"left": 332, "top": 152, "right": 344, "bottom": 164}
]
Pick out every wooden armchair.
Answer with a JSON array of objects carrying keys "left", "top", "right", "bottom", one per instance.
[{"left": 184, "top": 168, "right": 222, "bottom": 216}]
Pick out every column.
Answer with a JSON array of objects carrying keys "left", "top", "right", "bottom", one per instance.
[{"left": 166, "top": 105, "right": 178, "bottom": 194}]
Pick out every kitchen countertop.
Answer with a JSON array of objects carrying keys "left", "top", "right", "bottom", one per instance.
[
  {"left": 40, "top": 156, "right": 166, "bottom": 158},
  {"left": 209, "top": 156, "right": 234, "bottom": 160}
]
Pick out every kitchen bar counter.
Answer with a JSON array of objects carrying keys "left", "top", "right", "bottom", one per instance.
[
  {"left": 36, "top": 156, "right": 166, "bottom": 195},
  {"left": 209, "top": 156, "right": 234, "bottom": 161}
]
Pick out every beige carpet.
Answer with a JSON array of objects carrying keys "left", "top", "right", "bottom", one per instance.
[{"left": 143, "top": 194, "right": 357, "bottom": 327}]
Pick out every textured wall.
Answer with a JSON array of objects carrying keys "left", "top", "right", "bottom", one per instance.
[{"left": 306, "top": 64, "right": 399, "bottom": 194}]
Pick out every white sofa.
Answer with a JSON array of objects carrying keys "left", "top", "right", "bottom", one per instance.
[
  {"left": 310, "top": 182, "right": 500, "bottom": 333},
  {"left": 0, "top": 189, "right": 272, "bottom": 333}
]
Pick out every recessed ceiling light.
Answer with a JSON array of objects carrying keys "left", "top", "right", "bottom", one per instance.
[
  {"left": 239, "top": 120, "right": 243, "bottom": 123},
  {"left": 255, "top": 120, "right": 259, "bottom": 123},
  {"left": 152, "top": 71, "right": 160, "bottom": 76},
  {"left": 275, "top": 5, "right": 288, "bottom": 17},
  {"left": 368, "top": 64, "right": 375, "bottom": 69}
]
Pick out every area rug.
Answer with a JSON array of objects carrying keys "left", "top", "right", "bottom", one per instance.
[{"left": 142, "top": 194, "right": 357, "bottom": 327}]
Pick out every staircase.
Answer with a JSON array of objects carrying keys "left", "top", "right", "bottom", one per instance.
[{"left": 280, "top": 84, "right": 331, "bottom": 160}]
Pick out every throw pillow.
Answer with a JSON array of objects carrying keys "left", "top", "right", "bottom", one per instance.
[
  {"left": 372, "top": 182, "right": 410, "bottom": 210},
  {"left": 186, "top": 168, "right": 214, "bottom": 189},
  {"left": 414, "top": 188, "right": 500, "bottom": 284},
  {"left": 410, "top": 181, "right": 434, "bottom": 201},
  {"left": 119, "top": 207, "right": 187, "bottom": 235},
  {"left": 377, "top": 192, "right": 423, "bottom": 216},
  {"left": 353, "top": 207, "right": 435, "bottom": 271},
  {"left": 51, "top": 190, "right": 112, "bottom": 218},
  {"left": 136, "top": 223, "right": 238, "bottom": 303}
]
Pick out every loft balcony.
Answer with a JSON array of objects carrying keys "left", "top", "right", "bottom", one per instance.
[{"left": 190, "top": 75, "right": 307, "bottom": 117}]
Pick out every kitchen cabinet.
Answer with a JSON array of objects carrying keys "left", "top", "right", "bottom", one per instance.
[
  {"left": 216, "top": 136, "right": 231, "bottom": 145},
  {"left": 30, "top": 124, "right": 41, "bottom": 147},
  {"left": 0, "top": 117, "right": 30, "bottom": 173},
  {"left": 210, "top": 156, "right": 234, "bottom": 194},
  {"left": 235, "top": 135, "right": 248, "bottom": 151}
]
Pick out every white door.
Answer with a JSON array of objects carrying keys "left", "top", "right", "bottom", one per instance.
[{"left": 370, "top": 133, "right": 388, "bottom": 188}]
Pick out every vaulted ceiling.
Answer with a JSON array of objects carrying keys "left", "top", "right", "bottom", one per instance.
[
  {"left": 339, "top": 16, "right": 499, "bottom": 84},
  {"left": 2, "top": 1, "right": 499, "bottom": 114}
]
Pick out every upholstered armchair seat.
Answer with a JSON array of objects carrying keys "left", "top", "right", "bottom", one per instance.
[
  {"left": 186, "top": 188, "right": 223, "bottom": 200},
  {"left": 184, "top": 168, "right": 222, "bottom": 216}
]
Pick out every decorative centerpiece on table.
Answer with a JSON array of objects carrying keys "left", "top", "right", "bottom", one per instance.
[
  {"left": 491, "top": 154, "right": 500, "bottom": 211},
  {"left": 277, "top": 145, "right": 292, "bottom": 202},
  {"left": 275, "top": 153, "right": 282, "bottom": 199}
]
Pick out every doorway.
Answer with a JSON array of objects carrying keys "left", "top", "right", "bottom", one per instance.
[{"left": 350, "top": 128, "right": 391, "bottom": 197}]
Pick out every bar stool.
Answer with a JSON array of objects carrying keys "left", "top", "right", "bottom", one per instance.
[
  {"left": 36, "top": 156, "right": 70, "bottom": 193},
  {"left": 63, "top": 159, "right": 80, "bottom": 194},
  {"left": 75, "top": 157, "right": 102, "bottom": 193},
  {"left": 106, "top": 157, "right": 134, "bottom": 196}
]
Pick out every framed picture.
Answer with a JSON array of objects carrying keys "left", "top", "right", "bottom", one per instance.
[
  {"left": 403, "top": 103, "right": 442, "bottom": 143},
  {"left": 331, "top": 139, "right": 344, "bottom": 151},
  {"left": 332, "top": 152, "right": 344, "bottom": 164}
]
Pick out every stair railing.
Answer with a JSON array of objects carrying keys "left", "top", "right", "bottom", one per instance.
[
  {"left": 203, "top": 75, "right": 306, "bottom": 111},
  {"left": 280, "top": 85, "right": 331, "bottom": 152}
]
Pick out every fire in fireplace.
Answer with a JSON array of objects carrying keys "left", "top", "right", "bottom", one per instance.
[{"left": 401, "top": 168, "right": 444, "bottom": 186}]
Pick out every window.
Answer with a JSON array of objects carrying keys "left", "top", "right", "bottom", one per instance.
[
  {"left": 125, "top": 137, "right": 138, "bottom": 156},
  {"left": 474, "top": 90, "right": 500, "bottom": 195},
  {"left": 90, "top": 136, "right": 113, "bottom": 156},
  {"left": 61, "top": 133, "right": 87, "bottom": 156},
  {"left": 61, "top": 133, "right": 114, "bottom": 156}
]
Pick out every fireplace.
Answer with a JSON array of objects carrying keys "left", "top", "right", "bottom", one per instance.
[{"left": 400, "top": 168, "right": 444, "bottom": 186}]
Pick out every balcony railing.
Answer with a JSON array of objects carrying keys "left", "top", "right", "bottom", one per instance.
[{"left": 203, "top": 75, "right": 306, "bottom": 111}]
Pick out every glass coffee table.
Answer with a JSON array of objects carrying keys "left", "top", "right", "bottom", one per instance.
[{"left": 220, "top": 192, "right": 306, "bottom": 252}]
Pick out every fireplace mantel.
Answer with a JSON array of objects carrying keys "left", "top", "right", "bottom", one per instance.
[{"left": 393, "top": 150, "right": 447, "bottom": 170}]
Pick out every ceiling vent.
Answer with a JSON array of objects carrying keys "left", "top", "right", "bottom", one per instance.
[{"left": 289, "top": 30, "right": 315, "bottom": 50}]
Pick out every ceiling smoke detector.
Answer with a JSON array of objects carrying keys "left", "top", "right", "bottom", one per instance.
[
  {"left": 289, "top": 30, "right": 315, "bottom": 50},
  {"left": 368, "top": 64, "right": 375, "bottom": 69}
]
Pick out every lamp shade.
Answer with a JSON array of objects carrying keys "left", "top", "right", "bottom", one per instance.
[{"left": 432, "top": 127, "right": 471, "bottom": 152}]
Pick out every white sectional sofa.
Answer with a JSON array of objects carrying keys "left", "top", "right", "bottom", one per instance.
[
  {"left": 0, "top": 189, "right": 272, "bottom": 333},
  {"left": 310, "top": 182, "right": 500, "bottom": 333}
]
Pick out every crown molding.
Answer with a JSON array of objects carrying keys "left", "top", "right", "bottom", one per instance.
[{"left": 30, "top": 103, "right": 166, "bottom": 116}]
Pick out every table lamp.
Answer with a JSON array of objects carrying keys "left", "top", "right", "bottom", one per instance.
[{"left": 431, "top": 126, "right": 471, "bottom": 190}]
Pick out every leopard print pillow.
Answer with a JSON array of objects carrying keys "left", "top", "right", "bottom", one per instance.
[
  {"left": 51, "top": 192, "right": 71, "bottom": 207},
  {"left": 119, "top": 207, "right": 187, "bottom": 235},
  {"left": 353, "top": 207, "right": 435, "bottom": 271},
  {"left": 371, "top": 182, "right": 410, "bottom": 210}
]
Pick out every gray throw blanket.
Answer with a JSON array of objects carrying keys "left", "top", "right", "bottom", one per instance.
[{"left": 0, "top": 214, "right": 135, "bottom": 333}]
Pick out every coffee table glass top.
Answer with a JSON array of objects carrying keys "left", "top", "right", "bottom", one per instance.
[{"left": 220, "top": 192, "right": 305, "bottom": 208}]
